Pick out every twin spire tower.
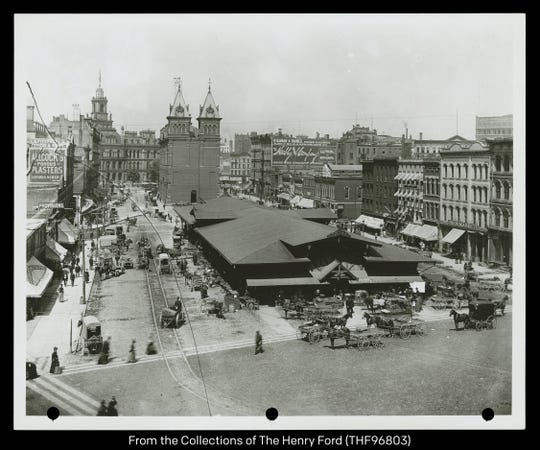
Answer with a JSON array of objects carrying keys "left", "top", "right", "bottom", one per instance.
[{"left": 160, "top": 77, "right": 222, "bottom": 203}]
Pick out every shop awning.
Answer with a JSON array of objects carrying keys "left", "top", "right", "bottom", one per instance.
[
  {"left": 290, "top": 195, "right": 301, "bottom": 205},
  {"left": 27, "top": 256, "right": 54, "bottom": 298},
  {"left": 415, "top": 224, "right": 439, "bottom": 242},
  {"left": 355, "top": 215, "right": 384, "bottom": 229},
  {"left": 297, "top": 198, "right": 315, "bottom": 209},
  {"left": 246, "top": 277, "right": 324, "bottom": 287},
  {"left": 277, "top": 192, "right": 291, "bottom": 201},
  {"left": 81, "top": 198, "right": 96, "bottom": 213},
  {"left": 44, "top": 238, "right": 68, "bottom": 261},
  {"left": 57, "top": 218, "right": 78, "bottom": 245},
  {"left": 401, "top": 223, "right": 423, "bottom": 237},
  {"left": 442, "top": 228, "right": 466, "bottom": 244}
]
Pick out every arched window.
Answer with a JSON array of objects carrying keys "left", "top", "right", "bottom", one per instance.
[
  {"left": 494, "top": 209, "right": 501, "bottom": 227},
  {"left": 495, "top": 155, "right": 502, "bottom": 171},
  {"left": 463, "top": 185, "right": 468, "bottom": 201},
  {"left": 503, "top": 210, "right": 510, "bottom": 228},
  {"left": 472, "top": 209, "right": 477, "bottom": 225},
  {"left": 456, "top": 185, "right": 461, "bottom": 201},
  {"left": 495, "top": 181, "right": 502, "bottom": 199},
  {"left": 484, "top": 187, "right": 489, "bottom": 203},
  {"left": 504, "top": 182, "right": 510, "bottom": 200},
  {"left": 484, "top": 164, "right": 489, "bottom": 180},
  {"left": 443, "top": 164, "right": 448, "bottom": 178},
  {"left": 443, "top": 205, "right": 447, "bottom": 221},
  {"left": 472, "top": 165, "right": 476, "bottom": 179},
  {"left": 443, "top": 184, "right": 447, "bottom": 199},
  {"left": 483, "top": 211, "right": 488, "bottom": 229},
  {"left": 457, "top": 164, "right": 461, "bottom": 179},
  {"left": 463, "top": 207, "right": 467, "bottom": 223},
  {"left": 449, "top": 184, "right": 454, "bottom": 200},
  {"left": 463, "top": 164, "right": 468, "bottom": 178},
  {"left": 503, "top": 155, "right": 510, "bottom": 172},
  {"left": 456, "top": 207, "right": 461, "bottom": 222},
  {"left": 472, "top": 186, "right": 477, "bottom": 202},
  {"left": 450, "top": 164, "right": 454, "bottom": 178}
]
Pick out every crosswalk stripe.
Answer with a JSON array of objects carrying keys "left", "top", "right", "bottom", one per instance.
[
  {"left": 31, "top": 377, "right": 96, "bottom": 415},
  {"left": 27, "top": 379, "right": 88, "bottom": 416},
  {"left": 41, "top": 375, "right": 100, "bottom": 408}
]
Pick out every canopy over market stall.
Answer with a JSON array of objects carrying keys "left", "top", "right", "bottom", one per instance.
[
  {"left": 442, "top": 228, "right": 466, "bottom": 244},
  {"left": 44, "top": 237, "right": 68, "bottom": 261},
  {"left": 57, "top": 218, "right": 78, "bottom": 245},
  {"left": 355, "top": 214, "right": 384, "bottom": 230},
  {"left": 27, "top": 256, "right": 54, "bottom": 298}
]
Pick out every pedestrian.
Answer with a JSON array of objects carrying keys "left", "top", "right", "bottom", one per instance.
[
  {"left": 254, "top": 331, "right": 264, "bottom": 355},
  {"left": 69, "top": 265, "right": 74, "bottom": 277},
  {"left": 49, "top": 346, "right": 60, "bottom": 374},
  {"left": 345, "top": 294, "right": 354, "bottom": 317},
  {"left": 84, "top": 270, "right": 89, "bottom": 283},
  {"left": 411, "top": 297, "right": 417, "bottom": 314},
  {"left": 70, "top": 272, "right": 76, "bottom": 287},
  {"left": 76, "top": 257, "right": 80, "bottom": 265},
  {"left": 75, "top": 264, "right": 81, "bottom": 277},
  {"left": 146, "top": 338, "right": 157, "bottom": 355},
  {"left": 89, "top": 256, "right": 94, "bottom": 270},
  {"left": 174, "top": 296, "right": 182, "bottom": 312},
  {"left": 62, "top": 270, "right": 69, "bottom": 287},
  {"left": 126, "top": 339, "right": 137, "bottom": 363},
  {"left": 26, "top": 361, "right": 38, "bottom": 380},
  {"left": 98, "top": 337, "right": 111, "bottom": 364},
  {"left": 107, "top": 396, "right": 118, "bottom": 416},
  {"left": 97, "top": 400, "right": 108, "bottom": 416},
  {"left": 57, "top": 285, "right": 65, "bottom": 303}
]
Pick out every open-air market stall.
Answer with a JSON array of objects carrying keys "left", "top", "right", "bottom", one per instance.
[
  {"left": 355, "top": 214, "right": 384, "bottom": 235},
  {"left": 26, "top": 256, "right": 54, "bottom": 319}
]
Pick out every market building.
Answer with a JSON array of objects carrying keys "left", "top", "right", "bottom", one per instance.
[
  {"left": 487, "top": 138, "right": 513, "bottom": 267},
  {"left": 439, "top": 141, "right": 490, "bottom": 261},
  {"left": 175, "top": 196, "right": 432, "bottom": 303},
  {"left": 159, "top": 81, "right": 221, "bottom": 204}
]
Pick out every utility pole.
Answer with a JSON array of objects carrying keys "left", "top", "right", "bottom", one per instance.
[{"left": 76, "top": 195, "right": 86, "bottom": 304}]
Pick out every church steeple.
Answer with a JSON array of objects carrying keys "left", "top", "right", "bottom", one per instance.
[
  {"left": 197, "top": 79, "right": 221, "bottom": 137},
  {"left": 167, "top": 77, "right": 192, "bottom": 136},
  {"left": 91, "top": 70, "right": 113, "bottom": 130}
]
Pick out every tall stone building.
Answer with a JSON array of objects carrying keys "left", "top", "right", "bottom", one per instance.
[{"left": 159, "top": 82, "right": 221, "bottom": 204}]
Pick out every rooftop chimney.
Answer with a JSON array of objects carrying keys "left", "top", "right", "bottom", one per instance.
[{"left": 27, "top": 105, "right": 35, "bottom": 122}]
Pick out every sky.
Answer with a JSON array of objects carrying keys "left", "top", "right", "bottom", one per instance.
[{"left": 15, "top": 14, "right": 523, "bottom": 143}]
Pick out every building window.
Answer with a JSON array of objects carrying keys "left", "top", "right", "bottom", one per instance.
[
  {"left": 473, "top": 165, "right": 477, "bottom": 179},
  {"left": 504, "top": 182, "right": 510, "bottom": 200},
  {"left": 503, "top": 155, "right": 510, "bottom": 172},
  {"left": 463, "top": 207, "right": 467, "bottom": 223},
  {"left": 456, "top": 185, "right": 460, "bottom": 201},
  {"left": 443, "top": 164, "right": 448, "bottom": 178},
  {"left": 495, "top": 181, "right": 501, "bottom": 199},
  {"left": 495, "top": 155, "right": 502, "bottom": 172},
  {"left": 449, "top": 185, "right": 454, "bottom": 200},
  {"left": 503, "top": 210, "right": 509, "bottom": 228},
  {"left": 450, "top": 164, "right": 454, "bottom": 178},
  {"left": 456, "top": 207, "right": 460, "bottom": 222},
  {"left": 463, "top": 164, "right": 468, "bottom": 178},
  {"left": 457, "top": 164, "right": 461, "bottom": 179},
  {"left": 443, "top": 184, "right": 447, "bottom": 199},
  {"left": 463, "top": 185, "right": 467, "bottom": 201},
  {"left": 472, "top": 209, "right": 477, "bottom": 225},
  {"left": 449, "top": 205, "right": 454, "bottom": 221}
]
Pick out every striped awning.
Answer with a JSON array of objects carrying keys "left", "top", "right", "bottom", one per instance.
[{"left": 442, "top": 228, "right": 466, "bottom": 244}]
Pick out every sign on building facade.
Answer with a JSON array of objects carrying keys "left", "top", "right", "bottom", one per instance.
[
  {"left": 27, "top": 139, "right": 70, "bottom": 185},
  {"left": 271, "top": 137, "right": 336, "bottom": 167}
]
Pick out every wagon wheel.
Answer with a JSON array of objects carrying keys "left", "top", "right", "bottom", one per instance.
[
  {"left": 487, "top": 315, "right": 497, "bottom": 329},
  {"left": 475, "top": 320, "right": 483, "bottom": 331},
  {"left": 415, "top": 323, "right": 427, "bottom": 336},
  {"left": 399, "top": 325, "right": 412, "bottom": 340},
  {"left": 247, "top": 301, "right": 255, "bottom": 310},
  {"left": 308, "top": 329, "right": 322, "bottom": 344}
]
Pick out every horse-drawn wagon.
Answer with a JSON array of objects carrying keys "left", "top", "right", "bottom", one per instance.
[
  {"left": 363, "top": 312, "right": 426, "bottom": 339},
  {"left": 449, "top": 300, "right": 498, "bottom": 331},
  {"left": 159, "top": 307, "right": 184, "bottom": 328}
]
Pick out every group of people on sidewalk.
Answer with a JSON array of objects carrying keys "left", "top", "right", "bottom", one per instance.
[
  {"left": 97, "top": 396, "right": 118, "bottom": 416},
  {"left": 96, "top": 336, "right": 158, "bottom": 366}
]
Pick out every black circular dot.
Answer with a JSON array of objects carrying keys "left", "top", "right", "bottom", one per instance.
[
  {"left": 482, "top": 408, "right": 495, "bottom": 421},
  {"left": 47, "top": 407, "right": 60, "bottom": 421},
  {"left": 265, "top": 407, "right": 278, "bottom": 421}
]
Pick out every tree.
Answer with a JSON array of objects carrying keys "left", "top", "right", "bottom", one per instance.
[
  {"left": 126, "top": 169, "right": 141, "bottom": 183},
  {"left": 148, "top": 158, "right": 160, "bottom": 183}
]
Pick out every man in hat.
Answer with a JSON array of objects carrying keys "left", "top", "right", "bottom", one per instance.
[
  {"left": 107, "top": 396, "right": 118, "bottom": 416},
  {"left": 254, "top": 331, "right": 264, "bottom": 355},
  {"left": 97, "top": 400, "right": 108, "bottom": 416}
]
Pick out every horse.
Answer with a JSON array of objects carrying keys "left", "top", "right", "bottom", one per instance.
[
  {"left": 364, "top": 296, "right": 375, "bottom": 313},
  {"left": 374, "top": 316, "right": 394, "bottom": 328},
  {"left": 449, "top": 309, "right": 470, "bottom": 330},
  {"left": 363, "top": 312, "right": 376, "bottom": 326}
]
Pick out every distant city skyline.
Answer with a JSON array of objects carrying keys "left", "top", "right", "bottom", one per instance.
[{"left": 17, "top": 14, "right": 519, "bottom": 142}]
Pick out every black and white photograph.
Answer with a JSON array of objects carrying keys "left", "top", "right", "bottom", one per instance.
[{"left": 14, "top": 13, "right": 525, "bottom": 430}]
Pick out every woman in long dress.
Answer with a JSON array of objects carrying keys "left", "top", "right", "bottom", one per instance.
[
  {"left": 57, "top": 286, "right": 65, "bottom": 303},
  {"left": 49, "top": 347, "right": 60, "bottom": 374},
  {"left": 126, "top": 339, "right": 137, "bottom": 363}
]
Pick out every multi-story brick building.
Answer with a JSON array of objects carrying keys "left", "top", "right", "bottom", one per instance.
[
  {"left": 487, "top": 138, "right": 513, "bottom": 267},
  {"left": 361, "top": 157, "right": 399, "bottom": 234},
  {"left": 250, "top": 133, "right": 273, "bottom": 200},
  {"left": 312, "top": 164, "right": 362, "bottom": 219},
  {"left": 476, "top": 115, "right": 513, "bottom": 141},
  {"left": 159, "top": 82, "right": 221, "bottom": 204},
  {"left": 395, "top": 159, "right": 424, "bottom": 226},
  {"left": 422, "top": 158, "right": 441, "bottom": 227},
  {"left": 234, "top": 133, "right": 252, "bottom": 154},
  {"left": 411, "top": 133, "right": 473, "bottom": 158},
  {"left": 230, "top": 152, "right": 251, "bottom": 178},
  {"left": 439, "top": 141, "right": 490, "bottom": 261}
]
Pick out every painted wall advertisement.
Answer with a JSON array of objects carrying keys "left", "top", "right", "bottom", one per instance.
[
  {"left": 27, "top": 139, "right": 69, "bottom": 184},
  {"left": 271, "top": 137, "right": 336, "bottom": 166}
]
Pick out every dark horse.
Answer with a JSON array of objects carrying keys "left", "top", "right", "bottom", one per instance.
[
  {"left": 363, "top": 312, "right": 394, "bottom": 328},
  {"left": 449, "top": 309, "right": 470, "bottom": 330},
  {"left": 364, "top": 296, "right": 375, "bottom": 313}
]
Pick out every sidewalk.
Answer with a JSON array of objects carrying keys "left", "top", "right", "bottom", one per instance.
[{"left": 26, "top": 239, "right": 97, "bottom": 373}]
